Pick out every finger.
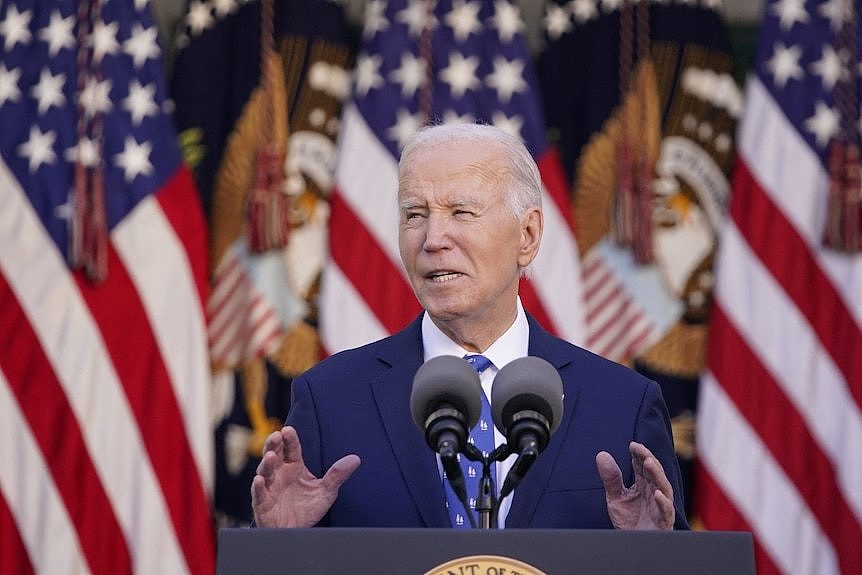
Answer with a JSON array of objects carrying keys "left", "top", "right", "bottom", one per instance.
[
  {"left": 250, "top": 475, "right": 278, "bottom": 528},
  {"left": 629, "top": 441, "right": 651, "bottom": 459},
  {"left": 255, "top": 449, "right": 279, "bottom": 482},
  {"left": 281, "top": 426, "right": 304, "bottom": 464},
  {"left": 653, "top": 488, "right": 675, "bottom": 529},
  {"left": 320, "top": 454, "right": 361, "bottom": 492},
  {"left": 262, "top": 428, "right": 285, "bottom": 455},
  {"left": 643, "top": 454, "right": 673, "bottom": 499},
  {"left": 250, "top": 474, "right": 266, "bottom": 507},
  {"left": 595, "top": 451, "right": 624, "bottom": 496},
  {"left": 630, "top": 442, "right": 672, "bottom": 493},
  {"left": 629, "top": 441, "right": 648, "bottom": 480}
]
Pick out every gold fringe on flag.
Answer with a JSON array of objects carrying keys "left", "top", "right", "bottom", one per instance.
[
  {"left": 638, "top": 320, "right": 708, "bottom": 379},
  {"left": 242, "top": 357, "right": 282, "bottom": 457},
  {"left": 270, "top": 320, "right": 321, "bottom": 376}
]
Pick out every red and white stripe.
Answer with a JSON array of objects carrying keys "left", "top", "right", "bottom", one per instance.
[
  {"left": 207, "top": 247, "right": 283, "bottom": 367},
  {"left": 581, "top": 249, "right": 656, "bottom": 360},
  {"left": 697, "top": 77, "right": 862, "bottom": 575},
  {"left": 320, "top": 104, "right": 585, "bottom": 355},
  {"left": 0, "top": 159, "right": 215, "bottom": 575}
]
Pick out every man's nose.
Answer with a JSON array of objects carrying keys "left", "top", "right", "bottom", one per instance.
[{"left": 423, "top": 213, "right": 453, "bottom": 251}]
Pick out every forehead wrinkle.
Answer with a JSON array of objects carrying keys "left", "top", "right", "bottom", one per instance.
[
  {"left": 398, "top": 145, "right": 508, "bottom": 205},
  {"left": 463, "top": 158, "right": 504, "bottom": 186}
]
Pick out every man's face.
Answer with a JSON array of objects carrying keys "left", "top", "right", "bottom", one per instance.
[{"left": 397, "top": 140, "right": 541, "bottom": 333}]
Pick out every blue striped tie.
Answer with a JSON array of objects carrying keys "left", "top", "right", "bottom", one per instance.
[{"left": 444, "top": 354, "right": 496, "bottom": 528}]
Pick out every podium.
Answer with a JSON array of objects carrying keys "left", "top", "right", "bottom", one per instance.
[{"left": 216, "top": 527, "right": 755, "bottom": 574}]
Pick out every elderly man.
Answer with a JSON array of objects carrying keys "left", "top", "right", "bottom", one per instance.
[{"left": 252, "top": 123, "right": 687, "bottom": 530}]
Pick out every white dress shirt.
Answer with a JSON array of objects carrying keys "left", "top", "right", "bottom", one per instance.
[{"left": 421, "top": 298, "right": 530, "bottom": 527}]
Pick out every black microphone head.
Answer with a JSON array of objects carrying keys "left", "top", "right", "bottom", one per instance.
[
  {"left": 410, "top": 355, "right": 483, "bottom": 432},
  {"left": 491, "top": 356, "right": 564, "bottom": 437}
]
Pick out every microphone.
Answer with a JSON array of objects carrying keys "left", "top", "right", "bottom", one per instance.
[
  {"left": 491, "top": 356, "right": 564, "bottom": 500},
  {"left": 410, "top": 355, "right": 483, "bottom": 526}
]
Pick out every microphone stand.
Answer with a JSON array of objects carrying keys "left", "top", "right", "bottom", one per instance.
[
  {"left": 461, "top": 431, "right": 547, "bottom": 529},
  {"left": 462, "top": 444, "right": 497, "bottom": 529},
  {"left": 487, "top": 441, "right": 541, "bottom": 530},
  {"left": 476, "top": 457, "right": 496, "bottom": 529},
  {"left": 488, "top": 444, "right": 512, "bottom": 530}
]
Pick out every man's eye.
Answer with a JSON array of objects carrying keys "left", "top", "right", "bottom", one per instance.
[
  {"left": 405, "top": 212, "right": 423, "bottom": 220},
  {"left": 454, "top": 209, "right": 475, "bottom": 217}
]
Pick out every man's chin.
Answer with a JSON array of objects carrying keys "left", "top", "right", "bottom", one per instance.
[{"left": 422, "top": 303, "right": 467, "bottom": 324}]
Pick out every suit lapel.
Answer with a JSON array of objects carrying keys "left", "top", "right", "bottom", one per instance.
[
  {"left": 370, "top": 318, "right": 450, "bottom": 527},
  {"left": 505, "top": 315, "right": 580, "bottom": 528},
  {"left": 367, "top": 313, "right": 582, "bottom": 528}
]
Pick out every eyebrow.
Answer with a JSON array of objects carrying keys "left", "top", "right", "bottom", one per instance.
[
  {"left": 399, "top": 199, "right": 426, "bottom": 211},
  {"left": 449, "top": 199, "right": 482, "bottom": 209}
]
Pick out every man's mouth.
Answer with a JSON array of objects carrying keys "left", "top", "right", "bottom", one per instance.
[{"left": 427, "top": 271, "right": 463, "bottom": 283}]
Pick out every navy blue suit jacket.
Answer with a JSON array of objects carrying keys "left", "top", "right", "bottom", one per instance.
[{"left": 287, "top": 314, "right": 688, "bottom": 529}]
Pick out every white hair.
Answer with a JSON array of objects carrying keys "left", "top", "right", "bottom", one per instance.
[{"left": 398, "top": 123, "right": 543, "bottom": 218}]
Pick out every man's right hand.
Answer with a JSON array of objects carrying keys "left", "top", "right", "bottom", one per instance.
[{"left": 251, "top": 426, "right": 360, "bottom": 528}]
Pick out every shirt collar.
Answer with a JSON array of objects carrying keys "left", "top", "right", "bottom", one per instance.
[{"left": 421, "top": 298, "right": 530, "bottom": 371}]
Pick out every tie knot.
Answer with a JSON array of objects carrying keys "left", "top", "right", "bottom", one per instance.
[{"left": 463, "top": 354, "right": 493, "bottom": 374}]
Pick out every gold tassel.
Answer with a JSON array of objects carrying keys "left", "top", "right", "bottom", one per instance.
[
  {"left": 823, "top": 3, "right": 860, "bottom": 252},
  {"left": 824, "top": 141, "right": 862, "bottom": 252},
  {"left": 70, "top": 1, "right": 109, "bottom": 284},
  {"left": 613, "top": 1, "right": 657, "bottom": 264},
  {"left": 247, "top": 0, "right": 291, "bottom": 253},
  {"left": 248, "top": 143, "right": 289, "bottom": 252},
  {"left": 614, "top": 140, "right": 635, "bottom": 246},
  {"left": 72, "top": 161, "right": 108, "bottom": 283}
]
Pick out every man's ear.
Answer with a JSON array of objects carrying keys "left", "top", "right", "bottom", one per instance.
[{"left": 517, "top": 208, "right": 543, "bottom": 268}]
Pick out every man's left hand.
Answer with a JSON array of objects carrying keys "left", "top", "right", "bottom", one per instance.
[{"left": 595, "top": 441, "right": 675, "bottom": 530}]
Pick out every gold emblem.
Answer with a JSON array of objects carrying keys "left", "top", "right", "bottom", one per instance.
[{"left": 424, "top": 555, "right": 545, "bottom": 575}]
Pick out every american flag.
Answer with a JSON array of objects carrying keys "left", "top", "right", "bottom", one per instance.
[
  {"left": 321, "top": 0, "right": 585, "bottom": 354},
  {"left": 696, "top": 1, "right": 862, "bottom": 574},
  {"left": 0, "top": 1, "right": 214, "bottom": 574}
]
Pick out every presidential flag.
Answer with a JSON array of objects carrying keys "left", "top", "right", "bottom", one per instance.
[
  {"left": 0, "top": 1, "right": 214, "bottom": 573},
  {"left": 696, "top": 1, "right": 862, "bottom": 574},
  {"left": 171, "top": 0, "right": 353, "bottom": 526},
  {"left": 322, "top": 0, "right": 586, "bottom": 355},
  {"left": 538, "top": 0, "right": 739, "bottom": 516}
]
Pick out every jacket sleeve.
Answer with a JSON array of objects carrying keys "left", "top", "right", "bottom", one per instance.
[
  {"left": 635, "top": 380, "right": 690, "bottom": 530},
  {"left": 284, "top": 373, "right": 332, "bottom": 527}
]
